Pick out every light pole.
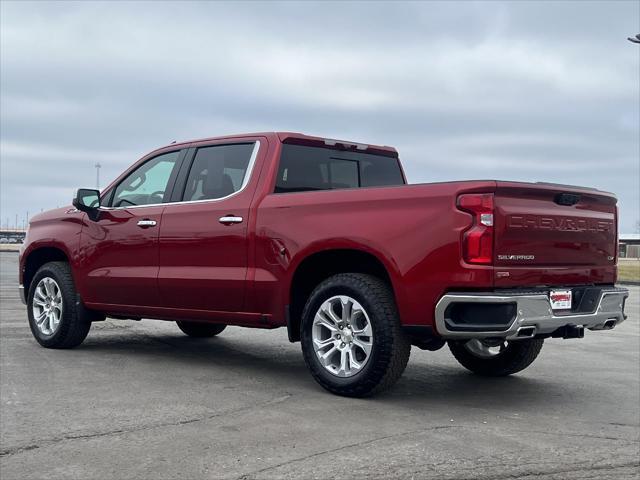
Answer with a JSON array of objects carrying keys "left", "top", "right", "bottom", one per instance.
[{"left": 95, "top": 162, "right": 102, "bottom": 190}]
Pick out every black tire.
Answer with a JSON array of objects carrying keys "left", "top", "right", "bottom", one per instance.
[
  {"left": 176, "top": 321, "right": 226, "bottom": 338},
  {"left": 300, "top": 273, "right": 411, "bottom": 397},
  {"left": 448, "top": 338, "right": 544, "bottom": 376},
  {"left": 27, "top": 261, "right": 91, "bottom": 348}
]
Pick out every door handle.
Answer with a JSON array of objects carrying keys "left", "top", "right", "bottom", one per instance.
[
  {"left": 137, "top": 219, "right": 157, "bottom": 227},
  {"left": 219, "top": 215, "right": 243, "bottom": 225}
]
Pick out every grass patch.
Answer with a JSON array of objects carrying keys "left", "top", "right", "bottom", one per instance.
[{"left": 618, "top": 259, "right": 640, "bottom": 282}]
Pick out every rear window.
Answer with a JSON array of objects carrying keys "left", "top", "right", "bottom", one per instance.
[{"left": 274, "top": 144, "right": 404, "bottom": 193}]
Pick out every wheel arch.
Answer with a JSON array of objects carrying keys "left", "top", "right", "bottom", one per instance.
[
  {"left": 286, "top": 246, "right": 401, "bottom": 342},
  {"left": 22, "top": 246, "right": 70, "bottom": 295}
]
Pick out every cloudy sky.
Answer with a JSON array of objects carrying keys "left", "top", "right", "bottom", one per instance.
[{"left": 1, "top": 1, "right": 639, "bottom": 232}]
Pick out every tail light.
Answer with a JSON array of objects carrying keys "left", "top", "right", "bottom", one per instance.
[{"left": 458, "top": 193, "right": 494, "bottom": 264}]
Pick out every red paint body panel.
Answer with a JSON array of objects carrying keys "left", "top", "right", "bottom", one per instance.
[
  {"left": 494, "top": 182, "right": 617, "bottom": 266},
  {"left": 158, "top": 200, "right": 249, "bottom": 312},
  {"left": 76, "top": 206, "right": 166, "bottom": 306},
  {"left": 19, "top": 207, "right": 83, "bottom": 285},
  {"left": 252, "top": 181, "right": 496, "bottom": 327},
  {"left": 19, "top": 132, "right": 619, "bottom": 335}
]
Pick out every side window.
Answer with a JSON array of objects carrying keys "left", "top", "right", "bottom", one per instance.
[
  {"left": 111, "top": 151, "right": 181, "bottom": 207},
  {"left": 275, "top": 145, "right": 329, "bottom": 193},
  {"left": 183, "top": 143, "right": 255, "bottom": 202}
]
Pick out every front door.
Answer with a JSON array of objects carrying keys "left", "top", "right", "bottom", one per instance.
[
  {"left": 78, "top": 150, "right": 183, "bottom": 308},
  {"left": 158, "top": 141, "right": 261, "bottom": 313}
]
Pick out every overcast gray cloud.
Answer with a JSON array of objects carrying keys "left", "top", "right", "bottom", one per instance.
[{"left": 1, "top": 0, "right": 638, "bottom": 231}]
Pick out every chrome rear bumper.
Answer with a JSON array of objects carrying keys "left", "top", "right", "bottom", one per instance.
[{"left": 435, "top": 287, "right": 628, "bottom": 340}]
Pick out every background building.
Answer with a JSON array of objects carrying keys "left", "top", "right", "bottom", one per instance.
[{"left": 619, "top": 234, "right": 640, "bottom": 258}]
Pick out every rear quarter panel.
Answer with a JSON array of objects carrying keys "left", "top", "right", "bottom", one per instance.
[{"left": 253, "top": 181, "right": 497, "bottom": 327}]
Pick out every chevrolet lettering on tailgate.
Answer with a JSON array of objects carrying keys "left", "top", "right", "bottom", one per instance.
[{"left": 507, "top": 214, "right": 614, "bottom": 233}]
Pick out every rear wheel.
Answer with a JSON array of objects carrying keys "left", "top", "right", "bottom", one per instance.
[
  {"left": 301, "top": 273, "right": 411, "bottom": 397},
  {"left": 176, "top": 321, "right": 226, "bottom": 338},
  {"left": 27, "top": 262, "right": 91, "bottom": 348},
  {"left": 448, "top": 338, "right": 544, "bottom": 376}
]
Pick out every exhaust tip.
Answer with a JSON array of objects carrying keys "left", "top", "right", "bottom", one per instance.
[
  {"left": 603, "top": 319, "right": 617, "bottom": 330},
  {"left": 516, "top": 326, "right": 536, "bottom": 338}
]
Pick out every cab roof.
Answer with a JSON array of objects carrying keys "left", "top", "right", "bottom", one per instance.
[{"left": 163, "top": 132, "right": 398, "bottom": 158}]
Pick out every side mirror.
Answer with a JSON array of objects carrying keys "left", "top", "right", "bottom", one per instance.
[{"left": 73, "top": 189, "right": 101, "bottom": 218}]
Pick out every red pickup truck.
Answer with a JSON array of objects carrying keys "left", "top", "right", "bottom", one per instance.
[{"left": 19, "top": 132, "right": 628, "bottom": 397}]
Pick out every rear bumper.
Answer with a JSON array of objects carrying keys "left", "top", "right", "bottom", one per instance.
[{"left": 435, "top": 286, "right": 628, "bottom": 340}]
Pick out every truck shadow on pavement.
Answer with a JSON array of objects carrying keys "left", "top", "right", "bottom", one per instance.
[{"left": 76, "top": 325, "right": 572, "bottom": 411}]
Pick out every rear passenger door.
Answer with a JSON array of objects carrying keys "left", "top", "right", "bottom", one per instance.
[{"left": 157, "top": 140, "right": 262, "bottom": 314}]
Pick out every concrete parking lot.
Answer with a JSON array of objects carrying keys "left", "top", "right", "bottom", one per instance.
[{"left": 1, "top": 251, "right": 638, "bottom": 479}]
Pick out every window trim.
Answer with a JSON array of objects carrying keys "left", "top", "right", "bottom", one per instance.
[
  {"left": 100, "top": 141, "right": 260, "bottom": 210},
  {"left": 176, "top": 141, "right": 260, "bottom": 204}
]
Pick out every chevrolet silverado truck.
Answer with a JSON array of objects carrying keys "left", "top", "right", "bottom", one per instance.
[{"left": 19, "top": 132, "right": 629, "bottom": 397}]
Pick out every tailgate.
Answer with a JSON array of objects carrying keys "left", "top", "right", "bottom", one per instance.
[{"left": 494, "top": 182, "right": 617, "bottom": 268}]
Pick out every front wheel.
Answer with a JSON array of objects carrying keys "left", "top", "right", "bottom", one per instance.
[
  {"left": 300, "top": 273, "right": 411, "bottom": 397},
  {"left": 448, "top": 338, "right": 544, "bottom": 376},
  {"left": 27, "top": 262, "right": 92, "bottom": 348}
]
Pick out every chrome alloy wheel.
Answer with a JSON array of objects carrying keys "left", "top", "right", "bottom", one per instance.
[
  {"left": 464, "top": 338, "right": 508, "bottom": 358},
  {"left": 312, "top": 295, "right": 373, "bottom": 378},
  {"left": 32, "top": 277, "right": 63, "bottom": 336}
]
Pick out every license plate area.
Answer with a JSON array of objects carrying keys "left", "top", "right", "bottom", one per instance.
[{"left": 550, "top": 289, "right": 572, "bottom": 311}]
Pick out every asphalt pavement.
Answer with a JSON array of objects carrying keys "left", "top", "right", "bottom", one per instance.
[{"left": 1, "top": 251, "right": 638, "bottom": 479}]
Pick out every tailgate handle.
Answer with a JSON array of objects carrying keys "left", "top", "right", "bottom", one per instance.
[{"left": 554, "top": 193, "right": 581, "bottom": 206}]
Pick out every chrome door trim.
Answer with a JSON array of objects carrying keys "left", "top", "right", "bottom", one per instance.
[
  {"left": 137, "top": 219, "right": 157, "bottom": 227},
  {"left": 219, "top": 216, "right": 243, "bottom": 224}
]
